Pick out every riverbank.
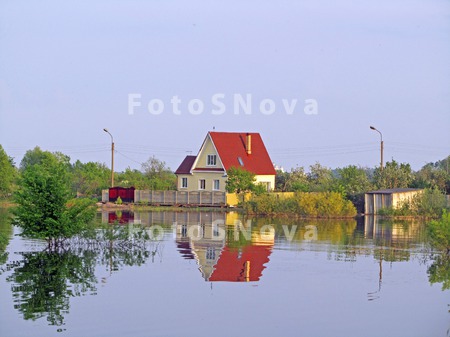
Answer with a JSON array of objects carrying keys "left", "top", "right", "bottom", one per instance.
[{"left": 98, "top": 202, "right": 232, "bottom": 213}]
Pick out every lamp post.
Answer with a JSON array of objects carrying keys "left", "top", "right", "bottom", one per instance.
[
  {"left": 103, "top": 128, "right": 114, "bottom": 187},
  {"left": 370, "top": 126, "right": 383, "bottom": 171}
]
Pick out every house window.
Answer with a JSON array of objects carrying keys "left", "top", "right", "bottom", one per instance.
[
  {"left": 181, "top": 177, "right": 188, "bottom": 188},
  {"left": 207, "top": 154, "right": 217, "bottom": 166},
  {"left": 206, "top": 247, "right": 216, "bottom": 261},
  {"left": 213, "top": 179, "right": 220, "bottom": 190},
  {"left": 237, "top": 157, "right": 244, "bottom": 166},
  {"left": 199, "top": 179, "right": 206, "bottom": 190}
]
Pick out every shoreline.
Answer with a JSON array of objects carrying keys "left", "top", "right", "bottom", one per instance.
[{"left": 1, "top": 200, "right": 441, "bottom": 220}]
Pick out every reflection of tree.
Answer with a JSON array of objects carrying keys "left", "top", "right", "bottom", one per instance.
[
  {"left": 5, "top": 225, "right": 155, "bottom": 327},
  {"left": 427, "top": 255, "right": 450, "bottom": 291},
  {"left": 0, "top": 207, "right": 13, "bottom": 267},
  {"left": 7, "top": 249, "right": 98, "bottom": 326}
]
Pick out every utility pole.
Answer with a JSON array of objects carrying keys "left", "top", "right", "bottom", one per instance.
[
  {"left": 370, "top": 126, "right": 384, "bottom": 171},
  {"left": 103, "top": 128, "right": 114, "bottom": 187}
]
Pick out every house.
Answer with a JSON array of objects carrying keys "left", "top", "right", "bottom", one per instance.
[
  {"left": 175, "top": 131, "right": 276, "bottom": 192},
  {"left": 364, "top": 188, "right": 423, "bottom": 215}
]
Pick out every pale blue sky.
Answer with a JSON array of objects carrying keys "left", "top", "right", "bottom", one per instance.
[{"left": 0, "top": 0, "right": 449, "bottom": 172}]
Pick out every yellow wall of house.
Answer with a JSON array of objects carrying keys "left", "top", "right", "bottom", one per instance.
[
  {"left": 177, "top": 172, "right": 227, "bottom": 192},
  {"left": 195, "top": 136, "right": 222, "bottom": 169},
  {"left": 255, "top": 174, "right": 276, "bottom": 191},
  {"left": 226, "top": 191, "right": 294, "bottom": 207}
]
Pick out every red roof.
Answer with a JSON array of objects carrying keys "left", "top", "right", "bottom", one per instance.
[
  {"left": 175, "top": 155, "right": 196, "bottom": 174},
  {"left": 209, "top": 132, "right": 276, "bottom": 175}
]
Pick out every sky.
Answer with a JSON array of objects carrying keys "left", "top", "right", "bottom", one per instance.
[{"left": 0, "top": 0, "right": 449, "bottom": 173}]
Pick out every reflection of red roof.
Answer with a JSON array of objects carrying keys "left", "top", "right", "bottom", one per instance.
[
  {"left": 209, "top": 132, "right": 276, "bottom": 175},
  {"left": 176, "top": 240, "right": 195, "bottom": 260},
  {"left": 175, "top": 155, "right": 196, "bottom": 174},
  {"left": 209, "top": 245, "right": 272, "bottom": 282}
]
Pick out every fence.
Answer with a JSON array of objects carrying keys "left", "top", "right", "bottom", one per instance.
[{"left": 134, "top": 190, "right": 226, "bottom": 207}]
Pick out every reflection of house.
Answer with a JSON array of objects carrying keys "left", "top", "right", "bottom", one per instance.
[
  {"left": 176, "top": 221, "right": 273, "bottom": 282},
  {"left": 364, "top": 188, "right": 423, "bottom": 214},
  {"left": 175, "top": 132, "right": 276, "bottom": 192}
]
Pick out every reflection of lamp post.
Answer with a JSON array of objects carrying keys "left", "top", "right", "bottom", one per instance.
[
  {"left": 370, "top": 126, "right": 383, "bottom": 171},
  {"left": 103, "top": 128, "right": 114, "bottom": 187}
]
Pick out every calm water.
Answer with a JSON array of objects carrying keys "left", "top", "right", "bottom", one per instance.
[{"left": 0, "top": 209, "right": 449, "bottom": 337}]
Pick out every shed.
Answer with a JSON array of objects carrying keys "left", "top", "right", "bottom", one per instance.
[{"left": 364, "top": 188, "right": 423, "bottom": 215}]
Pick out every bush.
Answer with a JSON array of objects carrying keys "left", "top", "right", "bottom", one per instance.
[
  {"left": 427, "top": 210, "right": 450, "bottom": 254},
  {"left": 415, "top": 188, "right": 448, "bottom": 217},
  {"left": 246, "top": 192, "right": 356, "bottom": 218},
  {"left": 116, "top": 196, "right": 123, "bottom": 205}
]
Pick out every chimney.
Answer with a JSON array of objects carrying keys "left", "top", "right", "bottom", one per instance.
[{"left": 246, "top": 133, "right": 252, "bottom": 155}]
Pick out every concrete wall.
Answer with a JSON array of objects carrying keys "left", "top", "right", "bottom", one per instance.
[{"left": 364, "top": 190, "right": 422, "bottom": 214}]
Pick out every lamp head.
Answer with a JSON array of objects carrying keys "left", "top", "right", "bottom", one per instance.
[
  {"left": 103, "top": 128, "right": 108, "bottom": 133},
  {"left": 370, "top": 126, "right": 376, "bottom": 130}
]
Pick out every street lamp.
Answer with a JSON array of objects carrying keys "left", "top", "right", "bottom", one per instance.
[
  {"left": 370, "top": 126, "right": 383, "bottom": 171},
  {"left": 103, "top": 128, "right": 114, "bottom": 187}
]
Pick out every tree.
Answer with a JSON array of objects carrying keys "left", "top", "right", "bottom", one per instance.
[
  {"left": 13, "top": 151, "right": 96, "bottom": 247},
  {"left": 275, "top": 169, "right": 290, "bottom": 191},
  {"left": 308, "top": 162, "right": 334, "bottom": 192},
  {"left": 334, "top": 165, "right": 372, "bottom": 196},
  {"left": 116, "top": 167, "right": 148, "bottom": 189},
  {"left": 71, "top": 160, "right": 110, "bottom": 196},
  {"left": 0, "top": 145, "right": 16, "bottom": 197},
  {"left": 225, "top": 166, "right": 256, "bottom": 203},
  {"left": 413, "top": 158, "right": 449, "bottom": 193},
  {"left": 19, "top": 146, "right": 47, "bottom": 171},
  {"left": 286, "top": 166, "right": 310, "bottom": 192},
  {"left": 141, "top": 156, "right": 176, "bottom": 190},
  {"left": 373, "top": 159, "right": 413, "bottom": 189}
]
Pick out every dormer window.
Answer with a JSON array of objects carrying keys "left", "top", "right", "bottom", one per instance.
[{"left": 207, "top": 154, "right": 217, "bottom": 166}]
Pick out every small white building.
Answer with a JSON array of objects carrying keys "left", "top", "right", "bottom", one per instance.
[{"left": 364, "top": 188, "right": 423, "bottom": 215}]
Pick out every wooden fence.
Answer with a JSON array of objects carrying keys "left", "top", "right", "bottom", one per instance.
[{"left": 134, "top": 190, "right": 226, "bottom": 207}]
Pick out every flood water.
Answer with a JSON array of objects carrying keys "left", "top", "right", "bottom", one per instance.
[{"left": 0, "top": 208, "right": 449, "bottom": 337}]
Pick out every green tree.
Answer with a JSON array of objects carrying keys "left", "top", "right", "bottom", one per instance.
[
  {"left": 413, "top": 158, "right": 449, "bottom": 193},
  {"left": 286, "top": 166, "right": 310, "bottom": 192},
  {"left": 334, "top": 165, "right": 372, "bottom": 196},
  {"left": 116, "top": 167, "right": 148, "bottom": 189},
  {"left": 141, "top": 156, "right": 176, "bottom": 190},
  {"left": 373, "top": 159, "right": 413, "bottom": 189},
  {"left": 13, "top": 151, "right": 96, "bottom": 247},
  {"left": 0, "top": 145, "right": 16, "bottom": 197},
  {"left": 275, "top": 169, "right": 290, "bottom": 191},
  {"left": 226, "top": 166, "right": 256, "bottom": 203},
  {"left": 71, "top": 160, "right": 110, "bottom": 196},
  {"left": 19, "top": 146, "right": 47, "bottom": 171},
  {"left": 308, "top": 162, "right": 334, "bottom": 192}
]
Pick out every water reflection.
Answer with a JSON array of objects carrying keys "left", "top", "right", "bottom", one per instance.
[
  {"left": 428, "top": 254, "right": 450, "bottom": 291},
  {"left": 174, "top": 213, "right": 273, "bottom": 282},
  {"left": 2, "top": 221, "right": 156, "bottom": 328},
  {"left": 0, "top": 207, "right": 12, "bottom": 266},
  {"left": 1, "top": 209, "right": 448, "bottom": 333},
  {"left": 7, "top": 249, "right": 98, "bottom": 327},
  {"left": 99, "top": 210, "right": 444, "bottom": 286}
]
